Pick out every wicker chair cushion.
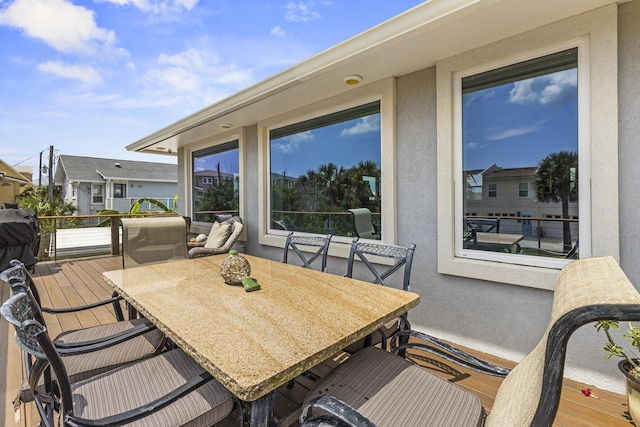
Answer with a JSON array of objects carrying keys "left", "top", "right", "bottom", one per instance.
[
  {"left": 71, "top": 348, "right": 234, "bottom": 427},
  {"left": 305, "top": 346, "right": 483, "bottom": 427},
  {"left": 204, "top": 221, "right": 233, "bottom": 249},
  {"left": 17, "top": 318, "right": 164, "bottom": 403}
]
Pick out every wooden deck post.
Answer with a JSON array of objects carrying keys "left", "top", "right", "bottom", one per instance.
[{"left": 111, "top": 216, "right": 120, "bottom": 256}]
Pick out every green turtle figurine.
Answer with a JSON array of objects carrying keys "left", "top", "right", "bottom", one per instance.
[{"left": 220, "top": 249, "right": 261, "bottom": 292}]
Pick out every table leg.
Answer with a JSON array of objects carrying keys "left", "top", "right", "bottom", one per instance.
[{"left": 242, "top": 392, "right": 275, "bottom": 427}]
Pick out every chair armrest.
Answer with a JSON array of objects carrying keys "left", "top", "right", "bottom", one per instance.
[
  {"left": 187, "top": 241, "right": 206, "bottom": 249},
  {"left": 54, "top": 322, "right": 159, "bottom": 354},
  {"left": 300, "top": 395, "right": 377, "bottom": 427},
  {"left": 390, "top": 330, "right": 511, "bottom": 377},
  {"left": 40, "top": 295, "right": 123, "bottom": 315},
  {"left": 188, "top": 246, "right": 227, "bottom": 258},
  {"left": 66, "top": 372, "right": 213, "bottom": 426}
]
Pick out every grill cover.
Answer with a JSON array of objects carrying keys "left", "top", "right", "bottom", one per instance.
[{"left": 0, "top": 209, "right": 40, "bottom": 271}]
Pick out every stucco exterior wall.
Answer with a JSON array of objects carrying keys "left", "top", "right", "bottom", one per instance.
[
  {"left": 176, "top": 2, "right": 637, "bottom": 394},
  {"left": 619, "top": 1, "right": 640, "bottom": 284}
]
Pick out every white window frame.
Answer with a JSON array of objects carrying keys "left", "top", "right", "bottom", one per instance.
[
  {"left": 258, "top": 77, "right": 397, "bottom": 258},
  {"left": 487, "top": 183, "right": 498, "bottom": 199},
  {"left": 437, "top": 6, "right": 618, "bottom": 290},
  {"left": 184, "top": 130, "right": 246, "bottom": 232},
  {"left": 91, "top": 183, "right": 104, "bottom": 204},
  {"left": 518, "top": 182, "right": 529, "bottom": 198}
]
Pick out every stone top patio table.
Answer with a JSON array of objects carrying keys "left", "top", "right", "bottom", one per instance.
[{"left": 102, "top": 254, "right": 420, "bottom": 427}]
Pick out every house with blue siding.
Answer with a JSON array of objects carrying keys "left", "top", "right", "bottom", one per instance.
[{"left": 54, "top": 155, "right": 177, "bottom": 216}]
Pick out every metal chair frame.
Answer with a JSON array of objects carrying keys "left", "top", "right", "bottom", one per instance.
[
  {"left": 1, "top": 291, "right": 216, "bottom": 427},
  {"left": 283, "top": 232, "right": 333, "bottom": 272}
]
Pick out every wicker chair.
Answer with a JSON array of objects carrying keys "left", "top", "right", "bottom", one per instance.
[
  {"left": 1, "top": 290, "right": 235, "bottom": 427},
  {"left": 188, "top": 216, "right": 244, "bottom": 258},
  {"left": 121, "top": 216, "right": 189, "bottom": 268},
  {"left": 0, "top": 260, "right": 165, "bottom": 412},
  {"left": 299, "top": 256, "right": 640, "bottom": 427},
  {"left": 283, "top": 232, "right": 332, "bottom": 272}
]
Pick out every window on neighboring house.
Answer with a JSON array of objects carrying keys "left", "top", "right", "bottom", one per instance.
[
  {"left": 192, "top": 141, "right": 239, "bottom": 222},
  {"left": 519, "top": 182, "right": 529, "bottom": 198},
  {"left": 113, "top": 183, "right": 126, "bottom": 199},
  {"left": 487, "top": 183, "right": 498, "bottom": 198},
  {"left": 91, "top": 184, "right": 104, "bottom": 204},
  {"left": 268, "top": 101, "right": 381, "bottom": 238}
]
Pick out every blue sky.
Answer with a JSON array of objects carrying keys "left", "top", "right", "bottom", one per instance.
[
  {"left": 0, "top": 0, "right": 424, "bottom": 180},
  {"left": 463, "top": 68, "right": 578, "bottom": 171}
]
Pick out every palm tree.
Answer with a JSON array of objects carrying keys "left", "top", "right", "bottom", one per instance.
[{"left": 534, "top": 151, "right": 578, "bottom": 253}]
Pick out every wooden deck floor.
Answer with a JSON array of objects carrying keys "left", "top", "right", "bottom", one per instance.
[{"left": 0, "top": 255, "right": 635, "bottom": 426}]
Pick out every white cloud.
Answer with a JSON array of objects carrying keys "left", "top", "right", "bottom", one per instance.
[
  {"left": 340, "top": 116, "right": 380, "bottom": 136},
  {"left": 486, "top": 125, "right": 538, "bottom": 141},
  {"left": 146, "top": 48, "right": 253, "bottom": 104},
  {"left": 509, "top": 69, "right": 577, "bottom": 105},
  {"left": 96, "top": 0, "right": 199, "bottom": 14},
  {"left": 36, "top": 61, "right": 103, "bottom": 84},
  {"left": 273, "top": 131, "right": 314, "bottom": 153},
  {"left": 466, "top": 141, "right": 480, "bottom": 149},
  {"left": 270, "top": 26, "right": 286, "bottom": 37},
  {"left": 285, "top": 1, "right": 321, "bottom": 22},
  {"left": 0, "top": 0, "right": 120, "bottom": 56}
]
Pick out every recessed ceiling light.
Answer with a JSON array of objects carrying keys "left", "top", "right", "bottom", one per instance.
[
  {"left": 220, "top": 123, "right": 233, "bottom": 129},
  {"left": 344, "top": 75, "right": 363, "bottom": 85}
]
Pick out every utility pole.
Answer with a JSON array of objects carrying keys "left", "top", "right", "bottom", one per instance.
[
  {"left": 39, "top": 151, "right": 43, "bottom": 187},
  {"left": 48, "top": 145, "right": 54, "bottom": 203}
]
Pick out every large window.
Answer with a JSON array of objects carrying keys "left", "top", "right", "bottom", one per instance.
[
  {"left": 462, "top": 48, "right": 579, "bottom": 260},
  {"left": 192, "top": 141, "right": 239, "bottom": 222},
  {"left": 269, "top": 102, "right": 381, "bottom": 238},
  {"left": 438, "top": 8, "right": 618, "bottom": 289}
]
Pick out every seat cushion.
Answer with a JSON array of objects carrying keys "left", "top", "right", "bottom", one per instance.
[
  {"left": 305, "top": 346, "right": 484, "bottom": 427},
  {"left": 71, "top": 348, "right": 234, "bottom": 427},
  {"left": 17, "top": 319, "right": 165, "bottom": 403},
  {"left": 204, "top": 221, "right": 233, "bottom": 249}
]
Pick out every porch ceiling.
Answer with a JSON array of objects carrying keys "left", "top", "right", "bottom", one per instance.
[{"left": 127, "top": 0, "right": 619, "bottom": 155}]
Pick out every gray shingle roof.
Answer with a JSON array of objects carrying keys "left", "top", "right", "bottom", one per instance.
[{"left": 57, "top": 155, "right": 177, "bottom": 183}]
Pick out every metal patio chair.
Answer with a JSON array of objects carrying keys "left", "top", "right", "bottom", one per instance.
[
  {"left": 465, "top": 217, "right": 500, "bottom": 233},
  {"left": 283, "top": 232, "right": 333, "bottom": 272},
  {"left": 348, "top": 208, "right": 380, "bottom": 239},
  {"left": 343, "top": 238, "right": 416, "bottom": 353},
  {"left": 0, "top": 260, "right": 165, "bottom": 411},
  {"left": 1, "top": 290, "right": 235, "bottom": 427},
  {"left": 299, "top": 256, "right": 640, "bottom": 427}
]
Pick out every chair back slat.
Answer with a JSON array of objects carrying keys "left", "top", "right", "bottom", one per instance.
[
  {"left": 283, "top": 232, "right": 332, "bottom": 272},
  {"left": 465, "top": 217, "right": 500, "bottom": 233},
  {"left": 347, "top": 238, "right": 416, "bottom": 291}
]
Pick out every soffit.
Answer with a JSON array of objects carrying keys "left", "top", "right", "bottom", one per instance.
[{"left": 127, "top": 0, "right": 619, "bottom": 155}]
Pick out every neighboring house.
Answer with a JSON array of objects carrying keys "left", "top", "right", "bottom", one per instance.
[
  {"left": 464, "top": 165, "right": 578, "bottom": 238},
  {"left": 54, "top": 155, "right": 178, "bottom": 215},
  {"left": 0, "top": 160, "right": 32, "bottom": 207},
  {"left": 124, "top": 0, "right": 640, "bottom": 395}
]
